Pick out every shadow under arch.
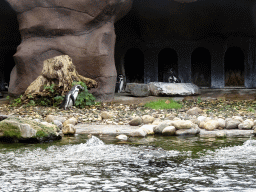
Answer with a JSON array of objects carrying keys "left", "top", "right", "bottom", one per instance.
[
  {"left": 224, "top": 46, "right": 244, "bottom": 87},
  {"left": 124, "top": 48, "right": 144, "bottom": 83},
  {"left": 0, "top": 1, "right": 21, "bottom": 92},
  {"left": 191, "top": 47, "right": 211, "bottom": 87},
  {"left": 158, "top": 48, "right": 178, "bottom": 82}
]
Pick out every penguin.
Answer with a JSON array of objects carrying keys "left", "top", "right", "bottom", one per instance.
[
  {"left": 168, "top": 68, "right": 181, "bottom": 83},
  {"left": 59, "top": 85, "right": 84, "bottom": 110},
  {"left": 115, "top": 74, "right": 124, "bottom": 93}
]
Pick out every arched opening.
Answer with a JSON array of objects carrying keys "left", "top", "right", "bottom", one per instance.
[
  {"left": 158, "top": 48, "right": 178, "bottom": 82},
  {"left": 191, "top": 47, "right": 211, "bottom": 87},
  {"left": 224, "top": 47, "right": 244, "bottom": 87},
  {"left": 124, "top": 48, "right": 144, "bottom": 83},
  {"left": 0, "top": 1, "right": 21, "bottom": 94}
]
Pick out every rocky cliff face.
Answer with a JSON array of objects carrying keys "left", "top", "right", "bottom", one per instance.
[{"left": 6, "top": 0, "right": 132, "bottom": 101}]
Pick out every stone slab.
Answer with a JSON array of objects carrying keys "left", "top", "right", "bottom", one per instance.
[
  {"left": 199, "top": 129, "right": 254, "bottom": 137},
  {"left": 148, "top": 82, "right": 201, "bottom": 96},
  {"left": 75, "top": 124, "right": 140, "bottom": 135}
]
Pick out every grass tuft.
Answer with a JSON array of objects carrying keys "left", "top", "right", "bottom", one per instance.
[{"left": 144, "top": 99, "right": 183, "bottom": 110}]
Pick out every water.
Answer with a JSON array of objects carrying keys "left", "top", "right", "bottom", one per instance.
[{"left": 0, "top": 135, "right": 256, "bottom": 192}]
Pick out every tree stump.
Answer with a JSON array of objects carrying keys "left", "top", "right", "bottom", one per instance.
[{"left": 22, "top": 55, "right": 97, "bottom": 101}]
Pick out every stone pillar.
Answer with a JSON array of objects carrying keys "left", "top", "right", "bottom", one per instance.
[
  {"left": 210, "top": 44, "right": 225, "bottom": 88},
  {"left": 144, "top": 49, "right": 158, "bottom": 83},
  {"left": 177, "top": 50, "right": 191, "bottom": 83},
  {"left": 244, "top": 38, "right": 256, "bottom": 88},
  {"left": 0, "top": 49, "right": 5, "bottom": 91}
]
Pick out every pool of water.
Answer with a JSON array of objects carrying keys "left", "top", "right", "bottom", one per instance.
[{"left": 0, "top": 135, "right": 256, "bottom": 192}]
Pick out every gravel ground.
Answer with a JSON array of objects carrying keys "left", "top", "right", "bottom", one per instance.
[{"left": 1, "top": 98, "right": 256, "bottom": 125}]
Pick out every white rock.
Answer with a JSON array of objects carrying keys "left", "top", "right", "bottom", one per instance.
[
  {"left": 62, "top": 124, "right": 76, "bottom": 135},
  {"left": 171, "top": 120, "right": 193, "bottom": 129},
  {"left": 217, "top": 118, "right": 226, "bottom": 129},
  {"left": 140, "top": 125, "right": 156, "bottom": 135},
  {"left": 63, "top": 117, "right": 78, "bottom": 127},
  {"left": 19, "top": 124, "right": 37, "bottom": 138},
  {"left": 148, "top": 82, "right": 200, "bottom": 96},
  {"left": 162, "top": 126, "right": 176, "bottom": 135},
  {"left": 203, "top": 120, "right": 219, "bottom": 131},
  {"left": 142, "top": 115, "right": 155, "bottom": 124},
  {"left": 226, "top": 118, "right": 241, "bottom": 129},
  {"left": 152, "top": 118, "right": 162, "bottom": 125},
  {"left": 238, "top": 119, "right": 254, "bottom": 129},
  {"left": 153, "top": 120, "right": 173, "bottom": 134},
  {"left": 232, "top": 116, "right": 243, "bottom": 122},
  {"left": 116, "top": 134, "right": 128, "bottom": 141},
  {"left": 130, "top": 128, "right": 147, "bottom": 137}
]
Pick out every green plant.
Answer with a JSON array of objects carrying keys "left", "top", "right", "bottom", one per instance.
[
  {"left": 72, "top": 81, "right": 96, "bottom": 108},
  {"left": 10, "top": 95, "right": 23, "bottom": 107},
  {"left": 247, "top": 107, "right": 255, "bottom": 113},
  {"left": 44, "top": 83, "right": 55, "bottom": 93},
  {"left": 144, "top": 99, "right": 182, "bottom": 110},
  {"left": 197, "top": 96, "right": 202, "bottom": 104}
]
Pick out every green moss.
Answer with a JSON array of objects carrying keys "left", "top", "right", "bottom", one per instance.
[
  {"left": 0, "top": 122, "right": 21, "bottom": 138},
  {"left": 36, "top": 130, "right": 48, "bottom": 138},
  {"left": 144, "top": 99, "right": 183, "bottom": 110}
]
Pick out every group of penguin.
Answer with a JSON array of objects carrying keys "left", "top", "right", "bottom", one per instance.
[{"left": 60, "top": 68, "right": 181, "bottom": 110}]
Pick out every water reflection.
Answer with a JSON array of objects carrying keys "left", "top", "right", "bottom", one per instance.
[{"left": 0, "top": 135, "right": 255, "bottom": 191}]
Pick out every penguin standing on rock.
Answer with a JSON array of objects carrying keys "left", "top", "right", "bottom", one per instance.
[
  {"left": 168, "top": 68, "right": 181, "bottom": 83},
  {"left": 59, "top": 85, "right": 84, "bottom": 110}
]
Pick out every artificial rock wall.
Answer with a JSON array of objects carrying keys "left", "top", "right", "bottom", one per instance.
[{"left": 6, "top": 0, "right": 132, "bottom": 101}]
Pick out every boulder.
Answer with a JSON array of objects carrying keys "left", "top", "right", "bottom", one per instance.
[
  {"left": 0, "top": 117, "right": 61, "bottom": 143},
  {"left": 238, "top": 119, "right": 254, "bottom": 129},
  {"left": 62, "top": 124, "right": 76, "bottom": 135},
  {"left": 63, "top": 117, "right": 78, "bottom": 127},
  {"left": 225, "top": 118, "right": 241, "bottom": 129},
  {"left": 175, "top": 128, "right": 200, "bottom": 136},
  {"left": 140, "top": 125, "right": 155, "bottom": 135},
  {"left": 162, "top": 126, "right": 176, "bottom": 136},
  {"left": 186, "top": 107, "right": 203, "bottom": 116},
  {"left": 202, "top": 120, "right": 219, "bottom": 131},
  {"left": 101, "top": 112, "right": 114, "bottom": 120},
  {"left": 171, "top": 120, "right": 193, "bottom": 129},
  {"left": 130, "top": 84, "right": 150, "bottom": 97},
  {"left": 125, "top": 83, "right": 138, "bottom": 93},
  {"left": 129, "top": 116, "right": 142, "bottom": 126},
  {"left": 142, "top": 115, "right": 155, "bottom": 124},
  {"left": 153, "top": 120, "right": 172, "bottom": 134},
  {"left": 152, "top": 118, "right": 162, "bottom": 125},
  {"left": 217, "top": 118, "right": 226, "bottom": 129},
  {"left": 148, "top": 82, "right": 200, "bottom": 96},
  {"left": 6, "top": 0, "right": 133, "bottom": 101},
  {"left": 130, "top": 128, "right": 147, "bottom": 137}
]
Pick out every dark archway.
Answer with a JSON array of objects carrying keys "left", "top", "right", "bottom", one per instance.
[
  {"left": 158, "top": 48, "right": 178, "bottom": 82},
  {"left": 0, "top": 1, "right": 21, "bottom": 92},
  {"left": 191, "top": 47, "right": 211, "bottom": 87},
  {"left": 224, "top": 47, "right": 244, "bottom": 86},
  {"left": 124, "top": 48, "right": 144, "bottom": 83}
]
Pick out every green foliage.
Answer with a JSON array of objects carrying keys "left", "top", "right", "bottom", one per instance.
[
  {"left": 144, "top": 99, "right": 183, "bottom": 110},
  {"left": 44, "top": 83, "right": 55, "bottom": 93},
  {"left": 10, "top": 95, "right": 23, "bottom": 107},
  {"left": 36, "top": 130, "right": 48, "bottom": 138},
  {"left": 72, "top": 81, "right": 96, "bottom": 108}
]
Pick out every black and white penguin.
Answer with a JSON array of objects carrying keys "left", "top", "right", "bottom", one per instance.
[
  {"left": 168, "top": 68, "right": 181, "bottom": 83},
  {"left": 115, "top": 74, "right": 124, "bottom": 93},
  {"left": 59, "top": 85, "right": 84, "bottom": 110}
]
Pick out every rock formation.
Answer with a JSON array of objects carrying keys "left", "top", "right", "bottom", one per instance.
[
  {"left": 6, "top": 0, "right": 132, "bottom": 101},
  {"left": 22, "top": 55, "right": 97, "bottom": 101}
]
